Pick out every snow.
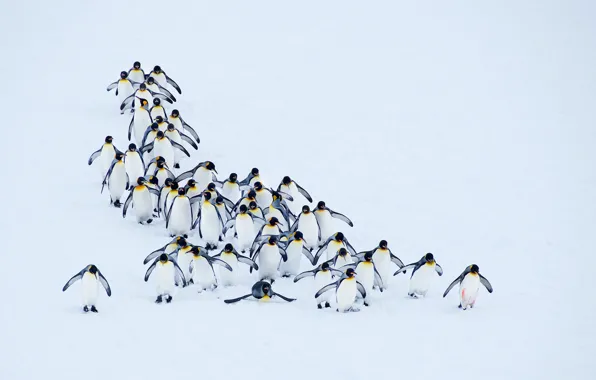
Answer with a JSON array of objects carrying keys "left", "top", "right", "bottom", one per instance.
[{"left": 1, "top": 1, "right": 595, "bottom": 379}]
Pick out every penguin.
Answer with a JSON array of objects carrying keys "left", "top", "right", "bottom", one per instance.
[
  {"left": 144, "top": 253, "right": 187, "bottom": 303},
  {"left": 148, "top": 65, "right": 182, "bottom": 94},
  {"left": 165, "top": 123, "right": 198, "bottom": 169},
  {"left": 157, "top": 178, "right": 174, "bottom": 216},
  {"left": 88, "top": 136, "right": 122, "bottom": 180},
  {"left": 223, "top": 204, "right": 264, "bottom": 253},
  {"left": 289, "top": 205, "right": 320, "bottom": 251},
  {"left": 168, "top": 109, "right": 200, "bottom": 144},
  {"left": 145, "top": 155, "right": 165, "bottom": 177},
  {"left": 171, "top": 237, "right": 194, "bottom": 281},
  {"left": 313, "top": 232, "right": 357, "bottom": 264},
  {"left": 233, "top": 189, "right": 258, "bottom": 213},
  {"left": 62, "top": 264, "right": 111, "bottom": 313},
  {"left": 184, "top": 179, "right": 202, "bottom": 217},
  {"left": 140, "top": 130, "right": 190, "bottom": 168},
  {"left": 251, "top": 217, "right": 284, "bottom": 252},
  {"left": 443, "top": 264, "right": 493, "bottom": 310},
  {"left": 314, "top": 201, "right": 354, "bottom": 247},
  {"left": 140, "top": 123, "right": 160, "bottom": 157},
  {"left": 128, "top": 98, "right": 153, "bottom": 147},
  {"left": 251, "top": 235, "right": 288, "bottom": 283},
  {"left": 143, "top": 236, "right": 188, "bottom": 265},
  {"left": 337, "top": 252, "right": 384, "bottom": 306},
  {"left": 215, "top": 173, "right": 241, "bottom": 203},
  {"left": 212, "top": 243, "right": 258, "bottom": 287},
  {"left": 294, "top": 262, "right": 343, "bottom": 309},
  {"left": 253, "top": 181, "right": 274, "bottom": 209},
  {"left": 106, "top": 71, "right": 136, "bottom": 109},
  {"left": 188, "top": 246, "right": 233, "bottom": 292},
  {"left": 248, "top": 201, "right": 265, "bottom": 220},
  {"left": 123, "top": 143, "right": 145, "bottom": 187},
  {"left": 263, "top": 192, "right": 293, "bottom": 229},
  {"left": 154, "top": 115, "right": 169, "bottom": 132},
  {"left": 101, "top": 152, "right": 129, "bottom": 207},
  {"left": 224, "top": 280, "right": 295, "bottom": 304},
  {"left": 277, "top": 175, "right": 313, "bottom": 215},
  {"left": 194, "top": 191, "right": 225, "bottom": 250},
  {"left": 127, "top": 61, "right": 146, "bottom": 84},
  {"left": 315, "top": 268, "right": 366, "bottom": 312},
  {"left": 120, "top": 82, "right": 153, "bottom": 112},
  {"left": 278, "top": 231, "right": 316, "bottom": 277},
  {"left": 394, "top": 253, "right": 444, "bottom": 298},
  {"left": 144, "top": 76, "right": 176, "bottom": 102},
  {"left": 215, "top": 196, "right": 233, "bottom": 224},
  {"left": 239, "top": 167, "right": 262, "bottom": 188},
  {"left": 146, "top": 176, "right": 160, "bottom": 215},
  {"left": 356, "top": 240, "right": 405, "bottom": 289},
  {"left": 166, "top": 187, "right": 197, "bottom": 237},
  {"left": 153, "top": 160, "right": 175, "bottom": 186},
  {"left": 162, "top": 180, "right": 180, "bottom": 218},
  {"left": 122, "top": 177, "right": 161, "bottom": 224},
  {"left": 175, "top": 161, "right": 217, "bottom": 190},
  {"left": 149, "top": 97, "right": 168, "bottom": 120},
  {"left": 324, "top": 247, "right": 354, "bottom": 269}
]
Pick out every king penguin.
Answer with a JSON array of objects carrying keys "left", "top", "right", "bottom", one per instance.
[
  {"left": 62, "top": 265, "right": 111, "bottom": 313},
  {"left": 224, "top": 280, "right": 295, "bottom": 304},
  {"left": 394, "top": 253, "right": 444, "bottom": 298},
  {"left": 314, "top": 268, "right": 366, "bottom": 312},
  {"left": 101, "top": 152, "right": 129, "bottom": 207},
  {"left": 144, "top": 253, "right": 187, "bottom": 303},
  {"left": 443, "top": 264, "right": 493, "bottom": 310},
  {"left": 294, "top": 262, "right": 343, "bottom": 309},
  {"left": 88, "top": 136, "right": 122, "bottom": 181},
  {"left": 211, "top": 243, "right": 258, "bottom": 287}
]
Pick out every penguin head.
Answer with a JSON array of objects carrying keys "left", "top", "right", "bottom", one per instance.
[
  {"left": 149, "top": 176, "right": 159, "bottom": 186},
  {"left": 128, "top": 143, "right": 137, "bottom": 151},
  {"left": 140, "top": 98, "right": 149, "bottom": 107},
  {"left": 317, "top": 201, "right": 326, "bottom": 210},
  {"left": 203, "top": 191, "right": 212, "bottom": 201},
  {"left": 470, "top": 264, "right": 479, "bottom": 273},
  {"left": 105, "top": 136, "right": 113, "bottom": 143},
  {"left": 247, "top": 190, "right": 256, "bottom": 199},
  {"left": 346, "top": 268, "right": 356, "bottom": 277},
  {"left": 187, "top": 179, "right": 196, "bottom": 187},
  {"left": 269, "top": 217, "right": 280, "bottom": 226},
  {"left": 178, "top": 188, "right": 186, "bottom": 196},
  {"left": 239, "top": 204, "right": 248, "bottom": 214},
  {"left": 261, "top": 282, "right": 271, "bottom": 295},
  {"left": 120, "top": 71, "right": 127, "bottom": 79},
  {"left": 190, "top": 246, "right": 201, "bottom": 256},
  {"left": 293, "top": 231, "right": 304, "bottom": 240},
  {"left": 139, "top": 83, "right": 147, "bottom": 90},
  {"left": 156, "top": 161, "right": 165, "bottom": 169},
  {"left": 302, "top": 205, "right": 310, "bottom": 214},
  {"left": 251, "top": 168, "right": 259, "bottom": 176},
  {"left": 146, "top": 77, "right": 155, "bottom": 84},
  {"left": 167, "top": 123, "right": 176, "bottom": 132},
  {"left": 115, "top": 152, "right": 124, "bottom": 161},
  {"left": 87, "top": 265, "right": 98, "bottom": 274},
  {"left": 177, "top": 236, "right": 187, "bottom": 247},
  {"left": 253, "top": 182, "right": 263, "bottom": 191},
  {"left": 150, "top": 123, "right": 159, "bottom": 131},
  {"left": 156, "top": 156, "right": 166, "bottom": 164},
  {"left": 224, "top": 243, "right": 234, "bottom": 253},
  {"left": 321, "top": 262, "right": 330, "bottom": 271},
  {"left": 164, "top": 178, "right": 174, "bottom": 187},
  {"left": 207, "top": 182, "right": 216, "bottom": 191},
  {"left": 338, "top": 248, "right": 348, "bottom": 257},
  {"left": 282, "top": 176, "right": 292, "bottom": 185},
  {"left": 424, "top": 253, "right": 435, "bottom": 263},
  {"left": 171, "top": 109, "right": 179, "bottom": 118},
  {"left": 267, "top": 235, "right": 278, "bottom": 245},
  {"left": 153, "top": 98, "right": 161, "bottom": 106},
  {"left": 205, "top": 161, "right": 216, "bottom": 172},
  {"left": 159, "top": 253, "right": 168, "bottom": 263},
  {"left": 155, "top": 116, "right": 164, "bottom": 124},
  {"left": 379, "top": 240, "right": 388, "bottom": 249},
  {"left": 136, "top": 177, "right": 146, "bottom": 185},
  {"left": 335, "top": 232, "right": 345, "bottom": 241},
  {"left": 133, "top": 61, "right": 141, "bottom": 69},
  {"left": 229, "top": 173, "right": 238, "bottom": 182},
  {"left": 153, "top": 65, "right": 162, "bottom": 73},
  {"left": 271, "top": 191, "right": 282, "bottom": 201},
  {"left": 364, "top": 252, "right": 374, "bottom": 262},
  {"left": 170, "top": 181, "right": 179, "bottom": 190},
  {"left": 156, "top": 131, "right": 165, "bottom": 139},
  {"left": 215, "top": 196, "right": 224, "bottom": 205},
  {"left": 249, "top": 201, "right": 258, "bottom": 210}
]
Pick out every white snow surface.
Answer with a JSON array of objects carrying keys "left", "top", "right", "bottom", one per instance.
[{"left": 1, "top": 1, "right": 595, "bottom": 379}]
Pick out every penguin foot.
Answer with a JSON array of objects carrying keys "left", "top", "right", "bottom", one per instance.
[
  {"left": 113, "top": 200, "right": 122, "bottom": 208},
  {"left": 317, "top": 304, "right": 323, "bottom": 309},
  {"left": 364, "top": 302, "right": 369, "bottom": 307},
  {"left": 325, "top": 302, "right": 331, "bottom": 308},
  {"left": 154, "top": 208, "right": 158, "bottom": 212},
  {"left": 189, "top": 278, "right": 194, "bottom": 284},
  {"left": 166, "top": 295, "right": 173, "bottom": 303},
  {"left": 183, "top": 234, "right": 188, "bottom": 239},
  {"left": 458, "top": 304, "right": 462, "bottom": 308},
  {"left": 146, "top": 219, "right": 153, "bottom": 224},
  {"left": 83, "top": 306, "right": 89, "bottom": 313},
  {"left": 408, "top": 293, "right": 418, "bottom": 298},
  {"left": 155, "top": 295, "right": 163, "bottom": 304},
  {"left": 174, "top": 163, "right": 180, "bottom": 169},
  {"left": 90, "top": 306, "right": 98, "bottom": 313}
]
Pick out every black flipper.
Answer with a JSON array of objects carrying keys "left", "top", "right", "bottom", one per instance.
[
  {"left": 479, "top": 274, "right": 494, "bottom": 293},
  {"left": 107, "top": 81, "right": 118, "bottom": 92},
  {"left": 144, "top": 260, "right": 158, "bottom": 281},
  {"left": 170, "top": 140, "right": 191, "bottom": 157},
  {"left": 140, "top": 142, "right": 154, "bottom": 154},
  {"left": 314, "top": 282, "right": 337, "bottom": 298},
  {"left": 208, "top": 257, "right": 233, "bottom": 272},
  {"left": 373, "top": 267, "right": 384, "bottom": 291},
  {"left": 356, "top": 281, "right": 367, "bottom": 298},
  {"left": 172, "top": 260, "right": 187, "bottom": 287},
  {"left": 156, "top": 83, "right": 177, "bottom": 102},
  {"left": 272, "top": 292, "right": 296, "bottom": 302},
  {"left": 165, "top": 75, "right": 182, "bottom": 94},
  {"left": 151, "top": 91, "right": 174, "bottom": 104},
  {"left": 120, "top": 93, "right": 136, "bottom": 110},
  {"left": 180, "top": 119, "right": 200, "bottom": 143},
  {"left": 294, "top": 181, "right": 313, "bottom": 202},
  {"left": 328, "top": 208, "right": 354, "bottom": 227},
  {"left": 302, "top": 246, "right": 315, "bottom": 265},
  {"left": 393, "top": 263, "right": 417, "bottom": 276},
  {"left": 122, "top": 191, "right": 134, "bottom": 218},
  {"left": 62, "top": 270, "right": 84, "bottom": 291},
  {"left": 293, "top": 269, "right": 316, "bottom": 282},
  {"left": 127, "top": 116, "right": 135, "bottom": 141},
  {"left": 435, "top": 263, "right": 444, "bottom": 276},
  {"left": 88, "top": 148, "right": 102, "bottom": 165},
  {"left": 180, "top": 133, "right": 198, "bottom": 150},
  {"left": 443, "top": 274, "right": 464, "bottom": 297},
  {"left": 175, "top": 168, "right": 196, "bottom": 183},
  {"left": 97, "top": 271, "right": 112, "bottom": 296},
  {"left": 237, "top": 254, "right": 259, "bottom": 270},
  {"left": 224, "top": 294, "right": 252, "bottom": 304},
  {"left": 312, "top": 238, "right": 332, "bottom": 265},
  {"left": 389, "top": 250, "right": 405, "bottom": 268}
]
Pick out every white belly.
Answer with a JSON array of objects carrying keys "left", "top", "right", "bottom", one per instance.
[
  {"left": 195, "top": 169, "right": 213, "bottom": 191},
  {"left": 81, "top": 273, "right": 99, "bottom": 305},
  {"left": 128, "top": 70, "right": 145, "bottom": 83},
  {"left": 256, "top": 191, "right": 273, "bottom": 209},
  {"left": 356, "top": 263, "right": 375, "bottom": 295},
  {"left": 151, "top": 107, "right": 167, "bottom": 121},
  {"left": 124, "top": 153, "right": 144, "bottom": 184},
  {"left": 133, "top": 188, "right": 153, "bottom": 221},
  {"left": 135, "top": 90, "right": 153, "bottom": 107},
  {"left": 192, "top": 257, "right": 217, "bottom": 290},
  {"left": 219, "top": 253, "right": 239, "bottom": 286},
  {"left": 409, "top": 264, "right": 436, "bottom": 296},
  {"left": 372, "top": 250, "right": 391, "bottom": 287},
  {"left": 155, "top": 263, "right": 176, "bottom": 295},
  {"left": 151, "top": 72, "right": 168, "bottom": 88},
  {"left": 118, "top": 81, "right": 134, "bottom": 104},
  {"left": 315, "top": 211, "right": 335, "bottom": 245},
  {"left": 176, "top": 249, "right": 193, "bottom": 280},
  {"left": 100, "top": 145, "right": 116, "bottom": 176},
  {"left": 134, "top": 117, "right": 149, "bottom": 146},
  {"left": 165, "top": 131, "right": 183, "bottom": 163},
  {"left": 266, "top": 207, "right": 285, "bottom": 227},
  {"left": 155, "top": 170, "right": 172, "bottom": 188},
  {"left": 279, "top": 241, "right": 302, "bottom": 276},
  {"left": 261, "top": 224, "right": 280, "bottom": 239},
  {"left": 326, "top": 240, "right": 345, "bottom": 261},
  {"left": 334, "top": 254, "right": 353, "bottom": 269},
  {"left": 236, "top": 216, "right": 255, "bottom": 252},
  {"left": 154, "top": 140, "right": 174, "bottom": 168},
  {"left": 280, "top": 183, "right": 301, "bottom": 216},
  {"left": 460, "top": 274, "right": 481, "bottom": 308},
  {"left": 200, "top": 204, "right": 221, "bottom": 244},
  {"left": 258, "top": 245, "right": 280, "bottom": 280},
  {"left": 314, "top": 271, "right": 333, "bottom": 304},
  {"left": 336, "top": 279, "right": 357, "bottom": 311},
  {"left": 108, "top": 163, "right": 128, "bottom": 201},
  {"left": 221, "top": 183, "right": 240, "bottom": 203},
  {"left": 168, "top": 197, "right": 192, "bottom": 236},
  {"left": 298, "top": 214, "right": 319, "bottom": 250}
]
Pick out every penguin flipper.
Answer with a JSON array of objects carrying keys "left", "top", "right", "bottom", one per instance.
[
  {"left": 122, "top": 191, "right": 133, "bottom": 218},
  {"left": 277, "top": 190, "right": 294, "bottom": 202},
  {"left": 293, "top": 269, "right": 316, "bottom": 283},
  {"left": 272, "top": 292, "right": 296, "bottom": 302},
  {"left": 107, "top": 81, "right": 118, "bottom": 91},
  {"left": 373, "top": 267, "right": 384, "bottom": 291},
  {"left": 172, "top": 261, "right": 187, "bottom": 287},
  {"left": 143, "top": 244, "right": 174, "bottom": 265},
  {"left": 294, "top": 181, "right": 313, "bottom": 202},
  {"left": 156, "top": 83, "right": 176, "bottom": 101},
  {"left": 87, "top": 148, "right": 102, "bottom": 165},
  {"left": 175, "top": 169, "right": 194, "bottom": 183},
  {"left": 278, "top": 246, "right": 288, "bottom": 262},
  {"left": 120, "top": 93, "right": 135, "bottom": 110},
  {"left": 140, "top": 142, "right": 154, "bottom": 154},
  {"left": 393, "top": 263, "right": 417, "bottom": 276},
  {"left": 147, "top": 186, "right": 161, "bottom": 197},
  {"left": 389, "top": 250, "right": 405, "bottom": 269},
  {"left": 479, "top": 274, "right": 494, "bottom": 293},
  {"left": 314, "top": 282, "right": 337, "bottom": 299},
  {"left": 328, "top": 208, "right": 354, "bottom": 227},
  {"left": 181, "top": 121, "right": 200, "bottom": 144},
  {"left": 312, "top": 238, "right": 332, "bottom": 265},
  {"left": 144, "top": 260, "right": 158, "bottom": 281},
  {"left": 224, "top": 294, "right": 252, "bottom": 304},
  {"left": 127, "top": 116, "right": 135, "bottom": 141},
  {"left": 301, "top": 246, "right": 316, "bottom": 265},
  {"left": 170, "top": 140, "right": 191, "bottom": 157},
  {"left": 237, "top": 254, "right": 259, "bottom": 270},
  {"left": 356, "top": 281, "right": 367, "bottom": 299},
  {"left": 443, "top": 275, "right": 464, "bottom": 298},
  {"left": 62, "top": 271, "right": 84, "bottom": 292},
  {"left": 165, "top": 75, "right": 182, "bottom": 94},
  {"left": 222, "top": 219, "right": 235, "bottom": 235},
  {"left": 435, "top": 263, "right": 444, "bottom": 276},
  {"left": 152, "top": 92, "right": 174, "bottom": 104},
  {"left": 180, "top": 133, "right": 198, "bottom": 150},
  {"left": 165, "top": 197, "right": 177, "bottom": 228},
  {"left": 97, "top": 271, "right": 112, "bottom": 296},
  {"left": 208, "top": 257, "right": 233, "bottom": 272}
]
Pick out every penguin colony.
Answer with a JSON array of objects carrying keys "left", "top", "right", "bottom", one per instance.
[{"left": 63, "top": 61, "right": 494, "bottom": 313}]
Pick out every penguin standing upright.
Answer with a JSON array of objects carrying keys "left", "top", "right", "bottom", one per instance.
[
  {"left": 188, "top": 246, "right": 233, "bottom": 292},
  {"left": 315, "top": 268, "right": 366, "bottom": 312},
  {"left": 338, "top": 252, "right": 384, "bottom": 306},
  {"left": 223, "top": 204, "right": 263, "bottom": 253},
  {"left": 157, "top": 178, "right": 174, "bottom": 216},
  {"left": 165, "top": 123, "right": 198, "bottom": 169},
  {"left": 277, "top": 176, "right": 313, "bottom": 216},
  {"left": 144, "top": 76, "right": 177, "bottom": 102},
  {"left": 224, "top": 280, "right": 295, "bottom": 304},
  {"left": 169, "top": 109, "right": 200, "bottom": 144},
  {"left": 357, "top": 240, "right": 405, "bottom": 289},
  {"left": 278, "top": 231, "right": 315, "bottom": 277},
  {"left": 148, "top": 65, "right": 182, "bottom": 94},
  {"left": 166, "top": 188, "right": 196, "bottom": 237},
  {"left": 144, "top": 253, "right": 187, "bottom": 303},
  {"left": 394, "top": 253, "right": 443, "bottom": 298},
  {"left": 176, "top": 161, "right": 218, "bottom": 191},
  {"left": 153, "top": 161, "right": 175, "bottom": 186},
  {"left": 150, "top": 98, "right": 168, "bottom": 120},
  {"left": 141, "top": 130, "right": 190, "bottom": 169},
  {"left": 290, "top": 205, "right": 320, "bottom": 251},
  {"left": 251, "top": 236, "right": 288, "bottom": 283},
  {"left": 120, "top": 83, "right": 154, "bottom": 112},
  {"left": 122, "top": 177, "right": 161, "bottom": 224},
  {"left": 101, "top": 152, "right": 129, "bottom": 207},
  {"left": 211, "top": 243, "right": 258, "bottom": 287},
  {"left": 313, "top": 201, "right": 354, "bottom": 247},
  {"left": 88, "top": 136, "right": 122, "bottom": 181},
  {"left": 239, "top": 168, "right": 263, "bottom": 188},
  {"left": 184, "top": 179, "right": 202, "bottom": 218},
  {"left": 62, "top": 265, "right": 112, "bottom": 313},
  {"left": 107, "top": 71, "right": 136, "bottom": 110},
  {"left": 127, "top": 61, "right": 146, "bottom": 83},
  {"left": 123, "top": 143, "right": 145, "bottom": 186},
  {"left": 313, "top": 232, "right": 357, "bottom": 264},
  {"left": 263, "top": 192, "right": 293, "bottom": 229},
  {"left": 194, "top": 191, "right": 224, "bottom": 250},
  {"left": 294, "top": 262, "right": 343, "bottom": 309},
  {"left": 443, "top": 264, "right": 493, "bottom": 310},
  {"left": 253, "top": 182, "right": 274, "bottom": 209},
  {"left": 129, "top": 98, "right": 153, "bottom": 147},
  {"left": 216, "top": 173, "right": 241, "bottom": 203}
]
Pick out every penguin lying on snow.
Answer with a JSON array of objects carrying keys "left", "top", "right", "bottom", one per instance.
[
  {"left": 443, "top": 264, "right": 493, "bottom": 310},
  {"left": 62, "top": 265, "right": 111, "bottom": 313},
  {"left": 224, "top": 280, "right": 296, "bottom": 304},
  {"left": 394, "top": 253, "right": 443, "bottom": 298}
]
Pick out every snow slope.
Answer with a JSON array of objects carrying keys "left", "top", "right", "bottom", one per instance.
[{"left": 1, "top": 1, "right": 595, "bottom": 379}]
